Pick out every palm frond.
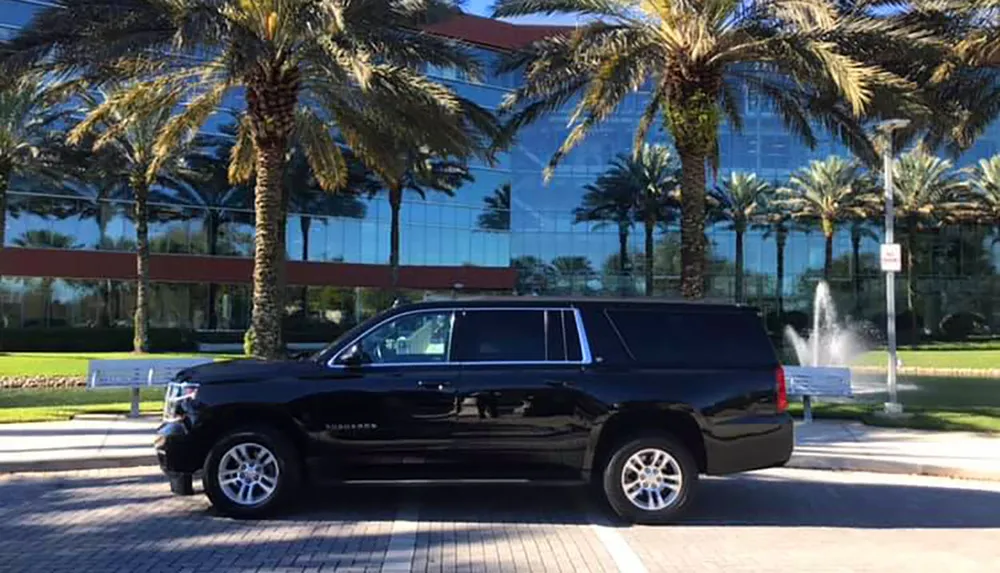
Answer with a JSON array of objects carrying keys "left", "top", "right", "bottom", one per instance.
[{"left": 295, "top": 108, "right": 348, "bottom": 192}]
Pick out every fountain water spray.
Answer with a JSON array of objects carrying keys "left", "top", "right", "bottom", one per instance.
[
  {"left": 784, "top": 281, "right": 864, "bottom": 368},
  {"left": 783, "top": 281, "right": 861, "bottom": 422}
]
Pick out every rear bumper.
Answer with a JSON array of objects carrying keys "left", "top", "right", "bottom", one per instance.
[
  {"left": 154, "top": 420, "right": 205, "bottom": 475},
  {"left": 703, "top": 413, "right": 794, "bottom": 475}
]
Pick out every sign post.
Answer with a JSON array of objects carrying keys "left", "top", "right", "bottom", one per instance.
[{"left": 878, "top": 122, "right": 907, "bottom": 415}]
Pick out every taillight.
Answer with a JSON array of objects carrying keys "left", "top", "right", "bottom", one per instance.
[{"left": 775, "top": 366, "right": 788, "bottom": 413}]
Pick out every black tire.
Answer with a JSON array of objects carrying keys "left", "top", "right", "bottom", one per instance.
[
  {"left": 202, "top": 426, "right": 301, "bottom": 519},
  {"left": 601, "top": 435, "right": 698, "bottom": 524}
]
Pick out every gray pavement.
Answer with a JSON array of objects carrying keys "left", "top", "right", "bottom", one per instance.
[
  {"left": 3, "top": 416, "right": 1000, "bottom": 481},
  {"left": 0, "top": 466, "right": 998, "bottom": 572}
]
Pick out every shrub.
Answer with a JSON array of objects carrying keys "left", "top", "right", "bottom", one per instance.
[
  {"left": 0, "top": 328, "right": 196, "bottom": 352},
  {"left": 939, "top": 312, "right": 988, "bottom": 341}
]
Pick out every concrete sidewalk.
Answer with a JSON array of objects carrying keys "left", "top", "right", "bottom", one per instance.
[
  {"left": 1, "top": 416, "right": 999, "bottom": 481},
  {"left": 0, "top": 415, "right": 159, "bottom": 473},
  {"left": 788, "top": 420, "right": 1000, "bottom": 481}
]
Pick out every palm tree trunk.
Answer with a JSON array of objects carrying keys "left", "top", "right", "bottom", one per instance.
[
  {"left": 618, "top": 223, "right": 629, "bottom": 296},
  {"left": 776, "top": 228, "right": 787, "bottom": 317},
  {"left": 735, "top": 228, "right": 745, "bottom": 304},
  {"left": 131, "top": 173, "right": 150, "bottom": 353},
  {"left": 206, "top": 211, "right": 220, "bottom": 330},
  {"left": 644, "top": 213, "right": 654, "bottom": 297},
  {"left": 389, "top": 186, "right": 403, "bottom": 294},
  {"left": 299, "top": 215, "right": 311, "bottom": 317},
  {"left": 249, "top": 140, "right": 289, "bottom": 360},
  {"left": 0, "top": 163, "right": 10, "bottom": 277},
  {"left": 907, "top": 217, "right": 918, "bottom": 348},
  {"left": 96, "top": 200, "right": 112, "bottom": 327},
  {"left": 822, "top": 218, "right": 834, "bottom": 280},
  {"left": 246, "top": 69, "right": 298, "bottom": 359},
  {"left": 678, "top": 149, "right": 707, "bottom": 299},
  {"left": 851, "top": 230, "right": 862, "bottom": 317}
]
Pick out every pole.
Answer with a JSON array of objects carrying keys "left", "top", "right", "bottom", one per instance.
[{"left": 883, "top": 134, "right": 901, "bottom": 415}]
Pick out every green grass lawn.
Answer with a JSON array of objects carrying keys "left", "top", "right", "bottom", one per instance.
[
  {"left": 0, "top": 387, "right": 166, "bottom": 423},
  {"left": 853, "top": 348, "right": 1000, "bottom": 370},
  {"left": 0, "top": 352, "right": 241, "bottom": 377},
  {"left": 792, "top": 373, "right": 1000, "bottom": 433},
  {"left": 0, "top": 352, "right": 240, "bottom": 423}
]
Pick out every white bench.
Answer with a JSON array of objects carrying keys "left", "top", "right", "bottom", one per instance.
[
  {"left": 783, "top": 366, "right": 852, "bottom": 423},
  {"left": 87, "top": 358, "right": 214, "bottom": 418}
]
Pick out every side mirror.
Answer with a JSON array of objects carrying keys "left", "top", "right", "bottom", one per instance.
[{"left": 336, "top": 345, "right": 366, "bottom": 368}]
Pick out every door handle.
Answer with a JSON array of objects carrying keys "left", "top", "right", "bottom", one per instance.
[
  {"left": 417, "top": 380, "right": 451, "bottom": 391},
  {"left": 546, "top": 380, "right": 575, "bottom": 389}
]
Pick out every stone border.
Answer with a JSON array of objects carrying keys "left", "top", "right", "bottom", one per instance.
[
  {"left": 0, "top": 376, "right": 86, "bottom": 389},
  {"left": 0, "top": 455, "right": 157, "bottom": 474},
  {"left": 851, "top": 366, "right": 1000, "bottom": 378},
  {"left": 787, "top": 453, "right": 1000, "bottom": 482}
]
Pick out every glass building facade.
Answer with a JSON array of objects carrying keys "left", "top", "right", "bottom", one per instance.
[{"left": 3, "top": 2, "right": 999, "bottom": 334}]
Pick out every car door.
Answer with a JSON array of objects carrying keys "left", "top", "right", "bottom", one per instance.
[
  {"left": 450, "top": 308, "right": 595, "bottom": 479},
  {"left": 304, "top": 309, "right": 459, "bottom": 474}
]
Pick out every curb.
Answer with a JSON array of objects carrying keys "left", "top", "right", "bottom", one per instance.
[
  {"left": 0, "top": 455, "right": 157, "bottom": 474},
  {"left": 787, "top": 453, "right": 1000, "bottom": 482},
  {"left": 850, "top": 366, "right": 1000, "bottom": 379}
]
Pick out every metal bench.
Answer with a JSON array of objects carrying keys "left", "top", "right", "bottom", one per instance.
[
  {"left": 87, "top": 358, "right": 215, "bottom": 418},
  {"left": 783, "top": 366, "right": 853, "bottom": 423}
]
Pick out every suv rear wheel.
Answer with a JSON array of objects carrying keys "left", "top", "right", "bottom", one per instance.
[
  {"left": 202, "top": 426, "right": 301, "bottom": 518},
  {"left": 601, "top": 435, "right": 698, "bottom": 524}
]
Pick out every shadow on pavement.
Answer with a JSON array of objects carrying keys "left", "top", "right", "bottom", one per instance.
[{"left": 675, "top": 472, "right": 1000, "bottom": 529}]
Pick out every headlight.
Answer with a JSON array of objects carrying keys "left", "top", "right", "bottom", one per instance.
[{"left": 163, "top": 382, "right": 199, "bottom": 421}]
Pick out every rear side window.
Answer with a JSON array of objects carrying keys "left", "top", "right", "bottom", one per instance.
[
  {"left": 563, "top": 311, "right": 583, "bottom": 362},
  {"left": 606, "top": 309, "right": 775, "bottom": 368},
  {"left": 453, "top": 310, "right": 545, "bottom": 362}
]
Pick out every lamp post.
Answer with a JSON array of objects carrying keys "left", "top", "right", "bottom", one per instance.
[{"left": 875, "top": 119, "right": 910, "bottom": 416}]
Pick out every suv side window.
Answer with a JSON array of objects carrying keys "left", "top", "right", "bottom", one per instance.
[
  {"left": 453, "top": 310, "right": 546, "bottom": 362},
  {"left": 606, "top": 309, "right": 774, "bottom": 368},
  {"left": 342, "top": 311, "right": 454, "bottom": 365}
]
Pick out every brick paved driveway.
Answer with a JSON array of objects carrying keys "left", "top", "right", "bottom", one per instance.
[{"left": 0, "top": 467, "right": 998, "bottom": 572}]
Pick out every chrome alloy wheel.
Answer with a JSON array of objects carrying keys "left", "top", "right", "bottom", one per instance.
[
  {"left": 217, "top": 443, "right": 280, "bottom": 506},
  {"left": 620, "top": 448, "right": 682, "bottom": 511}
]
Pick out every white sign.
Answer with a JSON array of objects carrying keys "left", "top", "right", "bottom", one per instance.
[{"left": 880, "top": 243, "right": 902, "bottom": 272}]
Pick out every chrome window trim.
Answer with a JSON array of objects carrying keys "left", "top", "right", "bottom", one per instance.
[{"left": 327, "top": 306, "right": 593, "bottom": 369}]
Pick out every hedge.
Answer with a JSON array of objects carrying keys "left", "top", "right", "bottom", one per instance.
[{"left": 0, "top": 324, "right": 350, "bottom": 352}]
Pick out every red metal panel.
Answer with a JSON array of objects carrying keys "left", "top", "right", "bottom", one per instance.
[{"left": 423, "top": 13, "right": 569, "bottom": 51}]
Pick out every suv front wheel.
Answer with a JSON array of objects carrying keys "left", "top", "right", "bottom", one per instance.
[
  {"left": 601, "top": 435, "right": 698, "bottom": 524},
  {"left": 202, "top": 426, "right": 301, "bottom": 518}
]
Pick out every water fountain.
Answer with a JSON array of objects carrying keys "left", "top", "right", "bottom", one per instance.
[
  {"left": 784, "top": 281, "right": 865, "bottom": 369},
  {"left": 783, "top": 281, "right": 858, "bottom": 422}
]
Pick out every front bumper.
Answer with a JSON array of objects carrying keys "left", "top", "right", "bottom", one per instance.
[{"left": 154, "top": 420, "right": 205, "bottom": 475}]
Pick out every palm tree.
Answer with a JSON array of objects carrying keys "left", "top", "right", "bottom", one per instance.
[
  {"left": 494, "top": 0, "right": 934, "bottom": 300},
  {"left": 710, "top": 173, "right": 769, "bottom": 304},
  {"left": 847, "top": 218, "right": 878, "bottom": 316},
  {"left": 757, "top": 187, "right": 793, "bottom": 317},
  {"left": 364, "top": 148, "right": 473, "bottom": 293},
  {"left": 967, "top": 155, "right": 1000, "bottom": 240},
  {"left": 892, "top": 148, "right": 967, "bottom": 346},
  {"left": 67, "top": 84, "right": 191, "bottom": 352},
  {"left": 0, "top": 74, "right": 69, "bottom": 251},
  {"left": 477, "top": 183, "right": 512, "bottom": 231},
  {"left": 4, "top": 0, "right": 498, "bottom": 359},
  {"left": 781, "top": 157, "right": 877, "bottom": 279},
  {"left": 603, "top": 144, "right": 680, "bottom": 296},
  {"left": 573, "top": 178, "right": 635, "bottom": 293}
]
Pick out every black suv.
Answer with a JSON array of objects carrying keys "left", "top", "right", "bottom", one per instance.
[{"left": 156, "top": 298, "right": 792, "bottom": 523}]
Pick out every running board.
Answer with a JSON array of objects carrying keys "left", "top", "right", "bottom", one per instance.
[{"left": 338, "top": 478, "right": 584, "bottom": 486}]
